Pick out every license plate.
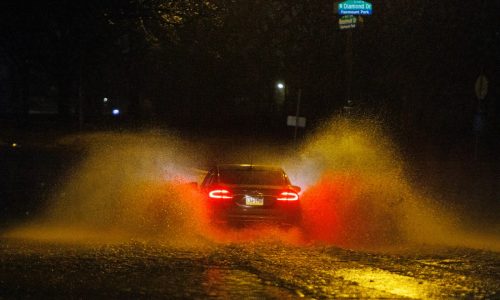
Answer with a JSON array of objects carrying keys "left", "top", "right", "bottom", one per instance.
[{"left": 245, "top": 195, "right": 264, "bottom": 206}]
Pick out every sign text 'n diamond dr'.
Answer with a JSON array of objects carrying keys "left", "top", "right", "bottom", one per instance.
[{"left": 338, "top": 0, "right": 372, "bottom": 15}]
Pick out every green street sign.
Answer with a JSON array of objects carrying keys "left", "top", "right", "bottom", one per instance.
[{"left": 338, "top": 0, "right": 372, "bottom": 15}]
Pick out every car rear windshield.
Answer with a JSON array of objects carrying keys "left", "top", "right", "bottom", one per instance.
[{"left": 219, "top": 169, "right": 286, "bottom": 186}]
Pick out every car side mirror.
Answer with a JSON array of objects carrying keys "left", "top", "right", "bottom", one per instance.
[{"left": 291, "top": 185, "right": 301, "bottom": 193}]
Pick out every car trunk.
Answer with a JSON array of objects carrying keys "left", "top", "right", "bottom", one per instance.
[{"left": 227, "top": 184, "right": 284, "bottom": 208}]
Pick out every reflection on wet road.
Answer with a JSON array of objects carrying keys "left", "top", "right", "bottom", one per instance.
[{"left": 0, "top": 239, "right": 498, "bottom": 299}]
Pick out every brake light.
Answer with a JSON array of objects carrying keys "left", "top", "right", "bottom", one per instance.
[
  {"left": 208, "top": 189, "right": 233, "bottom": 199},
  {"left": 277, "top": 191, "right": 299, "bottom": 201}
]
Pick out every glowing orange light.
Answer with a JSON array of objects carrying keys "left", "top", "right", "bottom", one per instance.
[
  {"left": 209, "top": 189, "right": 233, "bottom": 199},
  {"left": 277, "top": 191, "right": 299, "bottom": 201}
]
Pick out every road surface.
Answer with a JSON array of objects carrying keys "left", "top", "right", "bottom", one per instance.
[{"left": 0, "top": 238, "right": 498, "bottom": 299}]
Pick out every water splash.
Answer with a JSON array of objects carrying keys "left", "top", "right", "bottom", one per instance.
[
  {"left": 4, "top": 132, "right": 209, "bottom": 246},
  {"left": 4, "top": 120, "right": 499, "bottom": 251},
  {"left": 286, "top": 118, "right": 498, "bottom": 250}
]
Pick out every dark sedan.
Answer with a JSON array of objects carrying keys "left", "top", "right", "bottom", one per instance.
[{"left": 200, "top": 164, "right": 301, "bottom": 227}]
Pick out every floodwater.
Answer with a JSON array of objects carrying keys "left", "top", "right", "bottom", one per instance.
[{"left": 3, "top": 118, "right": 499, "bottom": 252}]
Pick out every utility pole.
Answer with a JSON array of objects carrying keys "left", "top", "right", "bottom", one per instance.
[
  {"left": 473, "top": 0, "right": 489, "bottom": 161},
  {"left": 78, "top": 21, "right": 85, "bottom": 131},
  {"left": 474, "top": 71, "right": 488, "bottom": 161},
  {"left": 294, "top": 89, "right": 302, "bottom": 145},
  {"left": 78, "top": 59, "right": 84, "bottom": 130}
]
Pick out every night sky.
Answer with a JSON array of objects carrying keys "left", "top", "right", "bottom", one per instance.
[{"left": 0, "top": 1, "right": 499, "bottom": 150}]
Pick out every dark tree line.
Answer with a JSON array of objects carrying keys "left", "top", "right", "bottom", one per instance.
[{"left": 0, "top": 0, "right": 498, "bottom": 143}]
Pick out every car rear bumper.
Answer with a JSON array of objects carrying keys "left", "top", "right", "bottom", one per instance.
[{"left": 209, "top": 204, "right": 302, "bottom": 227}]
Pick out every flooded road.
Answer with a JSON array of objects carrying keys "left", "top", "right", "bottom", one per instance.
[
  {"left": 1, "top": 120, "right": 498, "bottom": 298},
  {"left": 0, "top": 238, "right": 498, "bottom": 298}
]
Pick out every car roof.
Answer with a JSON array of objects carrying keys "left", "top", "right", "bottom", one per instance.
[{"left": 215, "top": 164, "right": 284, "bottom": 172}]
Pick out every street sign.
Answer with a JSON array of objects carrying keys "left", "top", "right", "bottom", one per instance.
[
  {"left": 339, "top": 15, "right": 357, "bottom": 30},
  {"left": 287, "top": 116, "right": 306, "bottom": 128},
  {"left": 475, "top": 74, "right": 488, "bottom": 100},
  {"left": 338, "top": 0, "right": 372, "bottom": 15}
]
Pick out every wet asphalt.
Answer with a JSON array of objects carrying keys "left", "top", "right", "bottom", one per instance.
[{"left": 0, "top": 238, "right": 498, "bottom": 299}]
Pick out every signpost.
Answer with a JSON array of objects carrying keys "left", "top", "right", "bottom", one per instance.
[
  {"left": 339, "top": 15, "right": 357, "bottom": 30},
  {"left": 286, "top": 89, "right": 305, "bottom": 146},
  {"left": 334, "top": 0, "right": 372, "bottom": 114},
  {"left": 337, "top": 0, "right": 372, "bottom": 15},
  {"left": 287, "top": 116, "right": 306, "bottom": 128}
]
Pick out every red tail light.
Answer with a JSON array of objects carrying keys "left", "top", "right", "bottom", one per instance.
[
  {"left": 208, "top": 189, "right": 233, "bottom": 199},
  {"left": 277, "top": 191, "right": 299, "bottom": 201}
]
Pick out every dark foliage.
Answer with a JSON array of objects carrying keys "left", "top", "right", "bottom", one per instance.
[{"left": 0, "top": 0, "right": 498, "bottom": 145}]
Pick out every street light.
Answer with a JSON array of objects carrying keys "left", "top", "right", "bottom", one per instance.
[{"left": 275, "top": 81, "right": 286, "bottom": 107}]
